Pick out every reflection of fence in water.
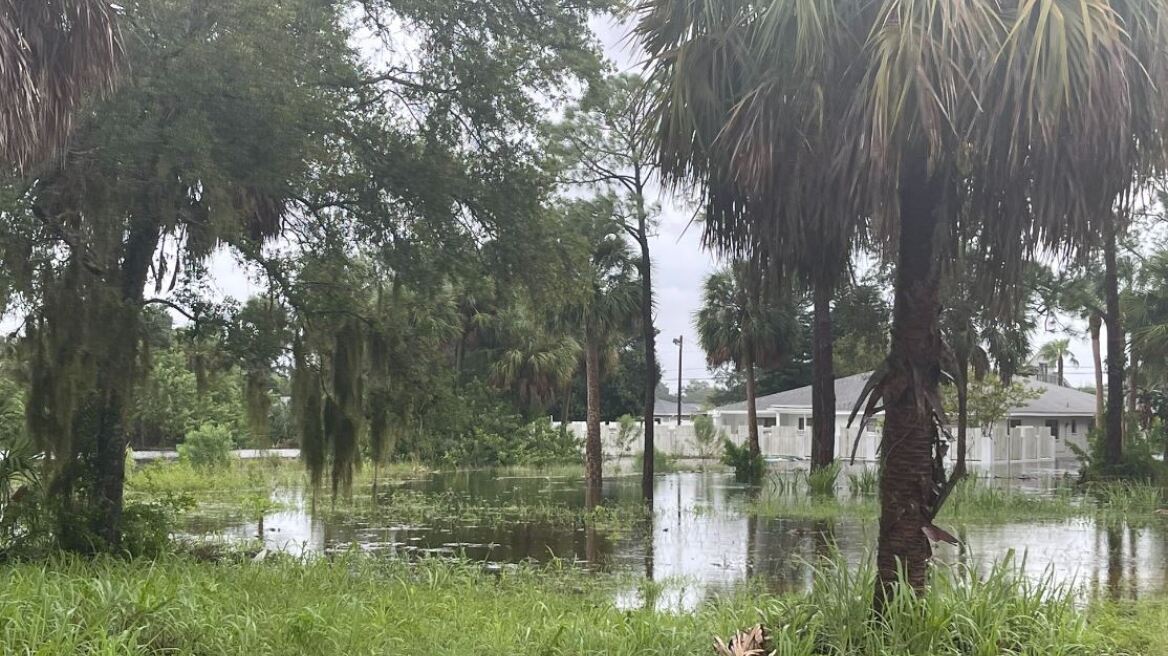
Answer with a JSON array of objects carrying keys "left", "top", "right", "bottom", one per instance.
[{"left": 558, "top": 420, "right": 1061, "bottom": 463}]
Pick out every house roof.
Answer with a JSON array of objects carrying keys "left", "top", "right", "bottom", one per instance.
[
  {"left": 712, "top": 372, "right": 1096, "bottom": 418},
  {"left": 653, "top": 398, "right": 702, "bottom": 417}
]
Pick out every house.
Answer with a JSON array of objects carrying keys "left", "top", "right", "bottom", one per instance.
[
  {"left": 653, "top": 398, "right": 702, "bottom": 423},
  {"left": 708, "top": 372, "right": 1096, "bottom": 464}
]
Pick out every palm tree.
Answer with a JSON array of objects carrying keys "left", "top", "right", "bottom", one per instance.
[
  {"left": 695, "top": 261, "right": 798, "bottom": 463},
  {"left": 1055, "top": 267, "right": 1107, "bottom": 425},
  {"left": 1, "top": 0, "right": 121, "bottom": 169},
  {"left": 547, "top": 73, "right": 663, "bottom": 504},
  {"left": 485, "top": 307, "right": 581, "bottom": 413},
  {"left": 1125, "top": 249, "right": 1168, "bottom": 441},
  {"left": 1037, "top": 339, "right": 1079, "bottom": 387},
  {"left": 638, "top": 0, "right": 1168, "bottom": 603},
  {"left": 939, "top": 247, "right": 991, "bottom": 480},
  {"left": 566, "top": 201, "right": 641, "bottom": 507}
]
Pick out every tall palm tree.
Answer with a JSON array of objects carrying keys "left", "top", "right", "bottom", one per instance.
[
  {"left": 547, "top": 73, "right": 664, "bottom": 504},
  {"left": 695, "top": 261, "right": 798, "bottom": 462},
  {"left": 485, "top": 307, "right": 581, "bottom": 413},
  {"left": 1125, "top": 249, "right": 1168, "bottom": 431},
  {"left": 939, "top": 246, "right": 991, "bottom": 480},
  {"left": 1, "top": 0, "right": 121, "bottom": 169},
  {"left": 638, "top": 0, "right": 1168, "bottom": 603},
  {"left": 1037, "top": 339, "right": 1079, "bottom": 387},
  {"left": 566, "top": 200, "right": 641, "bottom": 507},
  {"left": 1055, "top": 267, "right": 1107, "bottom": 424}
]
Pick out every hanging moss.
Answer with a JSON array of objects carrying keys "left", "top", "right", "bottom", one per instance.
[
  {"left": 243, "top": 369, "right": 271, "bottom": 446},
  {"left": 292, "top": 337, "right": 325, "bottom": 491},
  {"left": 327, "top": 320, "right": 365, "bottom": 496}
]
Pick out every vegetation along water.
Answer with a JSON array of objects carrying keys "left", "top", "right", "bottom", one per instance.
[{"left": 6, "top": 0, "right": 1168, "bottom": 653}]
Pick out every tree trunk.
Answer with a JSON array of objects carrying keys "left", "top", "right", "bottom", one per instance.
[
  {"left": 89, "top": 381, "right": 130, "bottom": 549},
  {"left": 1090, "top": 313, "right": 1104, "bottom": 426},
  {"left": 585, "top": 337, "right": 603, "bottom": 508},
  {"left": 85, "top": 223, "right": 159, "bottom": 549},
  {"left": 811, "top": 280, "right": 835, "bottom": 470},
  {"left": 1128, "top": 356, "right": 1139, "bottom": 415},
  {"left": 954, "top": 350, "right": 969, "bottom": 480},
  {"left": 745, "top": 353, "right": 760, "bottom": 459},
  {"left": 1057, "top": 355, "right": 1065, "bottom": 387},
  {"left": 1102, "top": 213, "right": 1125, "bottom": 467},
  {"left": 876, "top": 154, "right": 945, "bottom": 610},
  {"left": 637, "top": 228, "right": 656, "bottom": 505}
]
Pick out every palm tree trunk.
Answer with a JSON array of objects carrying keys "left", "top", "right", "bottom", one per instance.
[
  {"left": 1091, "top": 313, "right": 1104, "bottom": 426},
  {"left": 585, "top": 337, "right": 603, "bottom": 508},
  {"left": 954, "top": 350, "right": 969, "bottom": 480},
  {"left": 876, "top": 155, "right": 944, "bottom": 610},
  {"left": 1102, "top": 213, "right": 1125, "bottom": 467},
  {"left": 560, "top": 381, "right": 573, "bottom": 432},
  {"left": 637, "top": 228, "right": 657, "bottom": 505},
  {"left": 811, "top": 280, "right": 835, "bottom": 470},
  {"left": 1057, "top": 355, "right": 1065, "bottom": 387},
  {"left": 745, "top": 353, "right": 760, "bottom": 459},
  {"left": 1128, "top": 357, "right": 1139, "bottom": 415}
]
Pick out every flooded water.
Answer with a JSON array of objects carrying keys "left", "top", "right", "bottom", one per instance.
[{"left": 185, "top": 466, "right": 1168, "bottom": 609}]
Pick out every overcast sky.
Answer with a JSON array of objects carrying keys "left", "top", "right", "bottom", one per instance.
[{"left": 198, "top": 12, "right": 1104, "bottom": 396}]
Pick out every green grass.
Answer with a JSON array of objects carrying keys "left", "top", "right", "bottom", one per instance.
[
  {"left": 0, "top": 552, "right": 1157, "bottom": 655},
  {"left": 759, "top": 553, "right": 1140, "bottom": 655}
]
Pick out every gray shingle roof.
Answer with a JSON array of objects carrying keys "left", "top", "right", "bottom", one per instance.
[
  {"left": 653, "top": 398, "right": 701, "bottom": 417},
  {"left": 712, "top": 372, "right": 1096, "bottom": 417}
]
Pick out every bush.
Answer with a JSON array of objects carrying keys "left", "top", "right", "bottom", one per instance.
[
  {"left": 613, "top": 415, "right": 641, "bottom": 462},
  {"left": 692, "top": 415, "right": 723, "bottom": 461},
  {"left": 120, "top": 495, "right": 193, "bottom": 558},
  {"left": 443, "top": 419, "right": 580, "bottom": 468},
  {"left": 1072, "top": 418, "right": 1166, "bottom": 483},
  {"left": 633, "top": 448, "right": 677, "bottom": 474},
  {"left": 178, "top": 423, "right": 236, "bottom": 469},
  {"left": 721, "top": 438, "right": 764, "bottom": 481}
]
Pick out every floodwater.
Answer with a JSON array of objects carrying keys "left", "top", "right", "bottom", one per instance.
[{"left": 185, "top": 464, "right": 1168, "bottom": 610}]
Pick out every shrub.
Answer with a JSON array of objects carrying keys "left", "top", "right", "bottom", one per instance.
[
  {"left": 721, "top": 438, "right": 764, "bottom": 481},
  {"left": 442, "top": 419, "right": 580, "bottom": 467},
  {"left": 692, "top": 415, "right": 723, "bottom": 461},
  {"left": 1072, "top": 419, "right": 1166, "bottom": 483},
  {"left": 634, "top": 448, "right": 677, "bottom": 474},
  {"left": 614, "top": 415, "right": 642, "bottom": 462},
  {"left": 178, "top": 423, "right": 236, "bottom": 469}
]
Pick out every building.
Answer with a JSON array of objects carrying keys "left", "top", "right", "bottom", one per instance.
[
  {"left": 708, "top": 372, "right": 1096, "bottom": 464},
  {"left": 653, "top": 398, "right": 702, "bottom": 423}
]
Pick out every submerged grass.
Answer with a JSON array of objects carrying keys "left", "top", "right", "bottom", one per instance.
[
  {"left": 0, "top": 552, "right": 1157, "bottom": 655},
  {"left": 129, "top": 459, "right": 649, "bottom": 533}
]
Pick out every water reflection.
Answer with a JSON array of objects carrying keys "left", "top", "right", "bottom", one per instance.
[{"left": 189, "top": 468, "right": 1168, "bottom": 609}]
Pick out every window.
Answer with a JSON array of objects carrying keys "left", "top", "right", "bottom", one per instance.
[
  {"left": 1071, "top": 420, "right": 1077, "bottom": 434},
  {"left": 1044, "top": 419, "right": 1060, "bottom": 440},
  {"left": 1008, "top": 419, "right": 1022, "bottom": 429},
  {"left": 797, "top": 417, "right": 806, "bottom": 431}
]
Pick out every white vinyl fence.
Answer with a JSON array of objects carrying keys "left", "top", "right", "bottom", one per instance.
[{"left": 557, "top": 420, "right": 1057, "bottom": 464}]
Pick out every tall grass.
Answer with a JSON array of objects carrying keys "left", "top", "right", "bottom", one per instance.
[
  {"left": 759, "top": 553, "right": 1122, "bottom": 655},
  {"left": 0, "top": 552, "right": 1151, "bottom": 655},
  {"left": 846, "top": 467, "right": 878, "bottom": 498},
  {"left": 806, "top": 462, "right": 842, "bottom": 496}
]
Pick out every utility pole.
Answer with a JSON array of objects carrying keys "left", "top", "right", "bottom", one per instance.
[{"left": 672, "top": 335, "right": 683, "bottom": 425}]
